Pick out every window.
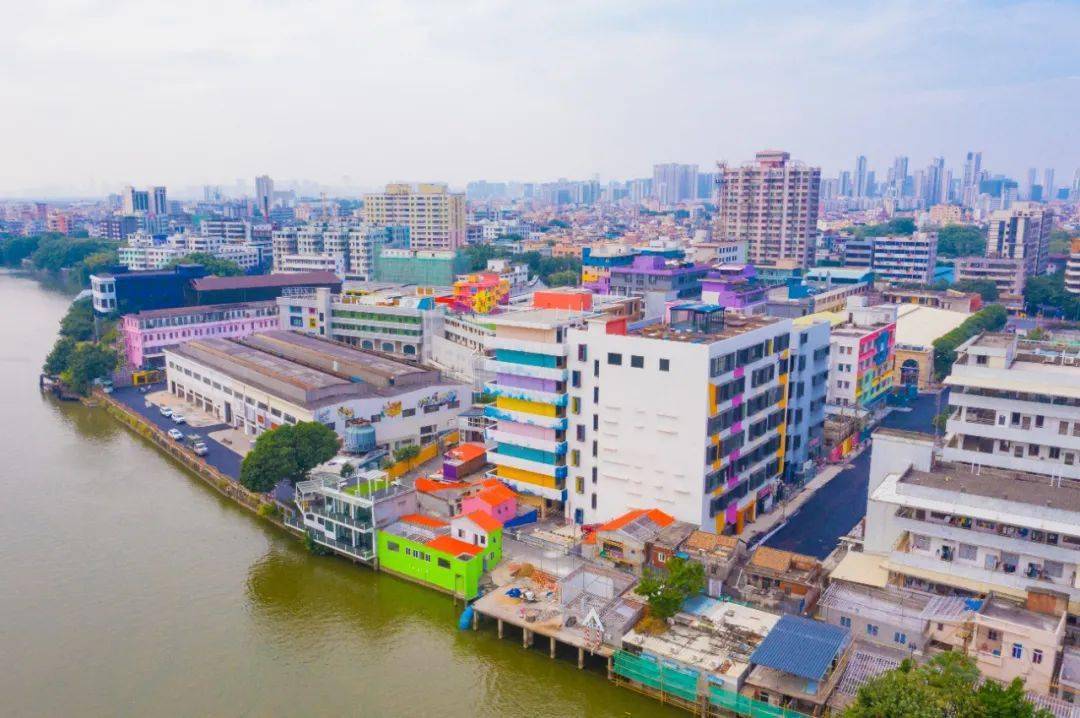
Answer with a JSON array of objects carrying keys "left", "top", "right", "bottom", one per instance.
[
  {"left": 1011, "top": 643, "right": 1023, "bottom": 660},
  {"left": 866, "top": 624, "right": 879, "bottom": 637},
  {"left": 1045, "top": 560, "right": 1064, "bottom": 578},
  {"left": 577, "top": 344, "right": 587, "bottom": 361},
  {"left": 1033, "top": 649, "right": 1044, "bottom": 665},
  {"left": 958, "top": 543, "right": 977, "bottom": 561},
  {"left": 437, "top": 558, "right": 451, "bottom": 569},
  {"left": 576, "top": 425, "right": 585, "bottom": 441},
  {"left": 630, "top": 355, "right": 644, "bottom": 369},
  {"left": 912, "top": 534, "right": 930, "bottom": 551},
  {"left": 840, "top": 616, "right": 852, "bottom": 628},
  {"left": 571, "top": 370, "right": 581, "bottom": 388},
  {"left": 591, "top": 493, "right": 597, "bottom": 510},
  {"left": 659, "top": 358, "right": 670, "bottom": 372},
  {"left": 607, "top": 352, "right": 622, "bottom": 366},
  {"left": 384, "top": 541, "right": 398, "bottom": 552},
  {"left": 402, "top": 408, "right": 416, "bottom": 417},
  {"left": 894, "top": 632, "right": 907, "bottom": 645}
]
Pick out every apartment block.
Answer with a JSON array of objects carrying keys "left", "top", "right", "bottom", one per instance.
[
  {"left": 784, "top": 318, "right": 831, "bottom": 483},
  {"left": 986, "top": 202, "right": 1054, "bottom": 275},
  {"left": 871, "top": 231, "right": 938, "bottom": 285},
  {"left": 1066, "top": 238, "right": 1080, "bottom": 295},
  {"left": 943, "top": 333, "right": 1080, "bottom": 480},
  {"left": 715, "top": 150, "right": 821, "bottom": 270},
  {"left": 826, "top": 299, "right": 897, "bottom": 409},
  {"left": 362, "top": 183, "right": 466, "bottom": 251},
  {"left": 566, "top": 306, "right": 793, "bottom": 534},
  {"left": 272, "top": 221, "right": 390, "bottom": 280},
  {"left": 953, "top": 256, "right": 1027, "bottom": 310}
]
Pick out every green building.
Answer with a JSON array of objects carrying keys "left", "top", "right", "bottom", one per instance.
[
  {"left": 376, "top": 512, "right": 503, "bottom": 599},
  {"left": 374, "top": 248, "right": 469, "bottom": 287}
]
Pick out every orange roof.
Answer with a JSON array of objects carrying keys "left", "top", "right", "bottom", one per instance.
[
  {"left": 462, "top": 510, "right": 503, "bottom": 533},
  {"left": 426, "top": 535, "right": 483, "bottom": 557},
  {"left": 445, "top": 442, "right": 486, "bottom": 463},
  {"left": 475, "top": 484, "right": 515, "bottom": 506},
  {"left": 414, "top": 477, "right": 471, "bottom": 494},
  {"left": 399, "top": 513, "right": 448, "bottom": 529},
  {"left": 600, "top": 508, "right": 675, "bottom": 532}
]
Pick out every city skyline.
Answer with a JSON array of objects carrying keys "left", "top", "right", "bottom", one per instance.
[{"left": 3, "top": 0, "right": 1079, "bottom": 196}]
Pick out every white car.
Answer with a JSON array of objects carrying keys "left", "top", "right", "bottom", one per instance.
[
  {"left": 192, "top": 443, "right": 209, "bottom": 456},
  {"left": 171, "top": 413, "right": 186, "bottom": 424},
  {"left": 159, "top": 406, "right": 173, "bottom": 418},
  {"left": 167, "top": 428, "right": 184, "bottom": 441}
]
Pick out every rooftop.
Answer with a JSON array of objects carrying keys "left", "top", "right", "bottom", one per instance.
[
  {"left": 485, "top": 308, "right": 594, "bottom": 329},
  {"left": 125, "top": 300, "right": 277, "bottom": 320},
  {"left": 978, "top": 596, "right": 1062, "bottom": 632},
  {"left": 749, "top": 614, "right": 850, "bottom": 683},
  {"left": 631, "top": 310, "right": 780, "bottom": 344},
  {"left": 899, "top": 461, "right": 1080, "bottom": 513},
  {"left": 191, "top": 270, "right": 341, "bottom": 291},
  {"left": 893, "top": 304, "right": 969, "bottom": 349}
]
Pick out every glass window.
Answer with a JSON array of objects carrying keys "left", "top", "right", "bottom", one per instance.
[
  {"left": 840, "top": 616, "right": 851, "bottom": 628},
  {"left": 866, "top": 624, "right": 879, "bottom": 636},
  {"left": 607, "top": 352, "right": 622, "bottom": 366},
  {"left": 659, "top": 358, "right": 670, "bottom": 372},
  {"left": 894, "top": 632, "right": 907, "bottom": 645},
  {"left": 630, "top": 355, "right": 644, "bottom": 369},
  {"left": 1011, "top": 643, "right": 1023, "bottom": 660},
  {"left": 1033, "top": 649, "right": 1043, "bottom": 665}
]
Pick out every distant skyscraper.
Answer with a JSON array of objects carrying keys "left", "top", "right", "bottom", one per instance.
[
  {"left": 854, "top": 155, "right": 868, "bottom": 197},
  {"left": 1025, "top": 168, "right": 1039, "bottom": 201},
  {"left": 986, "top": 202, "right": 1054, "bottom": 275},
  {"left": 715, "top": 150, "right": 820, "bottom": 269},
  {"left": 962, "top": 151, "right": 982, "bottom": 190},
  {"left": 891, "top": 156, "right": 909, "bottom": 197},
  {"left": 122, "top": 185, "right": 150, "bottom": 214},
  {"left": 924, "top": 157, "right": 945, "bottom": 205},
  {"left": 151, "top": 186, "right": 168, "bottom": 216},
  {"left": 651, "top": 163, "right": 698, "bottom": 205},
  {"left": 1072, "top": 168, "right": 1080, "bottom": 200},
  {"left": 1043, "top": 168, "right": 1055, "bottom": 202},
  {"left": 255, "top": 175, "right": 274, "bottom": 219},
  {"left": 839, "top": 171, "right": 852, "bottom": 198}
]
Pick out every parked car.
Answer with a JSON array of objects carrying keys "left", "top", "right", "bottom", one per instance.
[
  {"left": 167, "top": 428, "right": 184, "bottom": 441},
  {"left": 192, "top": 442, "right": 209, "bottom": 456},
  {"left": 145, "top": 399, "right": 153, "bottom": 409},
  {"left": 186, "top": 434, "right": 201, "bottom": 444},
  {"left": 171, "top": 413, "right": 186, "bottom": 424},
  {"left": 159, "top": 406, "right": 173, "bottom": 418}
]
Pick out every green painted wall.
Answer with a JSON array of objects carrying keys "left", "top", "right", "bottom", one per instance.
[{"left": 377, "top": 532, "right": 487, "bottom": 599}]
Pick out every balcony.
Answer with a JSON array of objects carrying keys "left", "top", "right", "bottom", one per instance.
[
  {"left": 486, "top": 429, "right": 567, "bottom": 455},
  {"left": 483, "top": 405, "right": 568, "bottom": 431},
  {"left": 891, "top": 548, "right": 1080, "bottom": 600},
  {"left": 484, "top": 382, "right": 568, "bottom": 406},
  {"left": 895, "top": 515, "right": 1080, "bottom": 565},
  {"left": 484, "top": 359, "right": 567, "bottom": 381},
  {"left": 486, "top": 336, "right": 568, "bottom": 356},
  {"left": 487, "top": 450, "right": 568, "bottom": 479}
]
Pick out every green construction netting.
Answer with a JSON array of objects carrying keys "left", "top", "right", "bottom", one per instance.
[{"left": 709, "top": 684, "right": 809, "bottom": 718}]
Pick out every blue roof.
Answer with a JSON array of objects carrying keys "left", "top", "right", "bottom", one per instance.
[{"left": 749, "top": 614, "right": 850, "bottom": 683}]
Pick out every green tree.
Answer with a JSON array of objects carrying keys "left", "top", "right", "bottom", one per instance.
[
  {"left": 43, "top": 336, "right": 77, "bottom": 375},
  {"left": 166, "top": 252, "right": 243, "bottom": 276},
  {"left": 950, "top": 278, "right": 998, "bottom": 302},
  {"left": 1025, "top": 273, "right": 1080, "bottom": 319},
  {"left": 1026, "top": 326, "right": 1050, "bottom": 341},
  {"left": 239, "top": 422, "right": 340, "bottom": 493},
  {"left": 59, "top": 297, "right": 96, "bottom": 340},
  {"left": 75, "top": 250, "right": 119, "bottom": 287},
  {"left": 931, "top": 304, "right": 1008, "bottom": 379},
  {"left": 393, "top": 443, "right": 422, "bottom": 469},
  {"left": 30, "top": 235, "right": 113, "bottom": 273},
  {"left": 291, "top": 421, "right": 340, "bottom": 474},
  {"left": 936, "top": 224, "right": 986, "bottom": 258},
  {"left": 845, "top": 652, "right": 1051, "bottom": 718},
  {"left": 635, "top": 556, "right": 705, "bottom": 621},
  {"left": 852, "top": 218, "right": 916, "bottom": 238},
  {"left": 62, "top": 343, "right": 116, "bottom": 394},
  {"left": 546, "top": 269, "right": 579, "bottom": 287},
  {"left": 0, "top": 235, "right": 41, "bottom": 266},
  {"left": 1048, "top": 229, "right": 1076, "bottom": 255}
]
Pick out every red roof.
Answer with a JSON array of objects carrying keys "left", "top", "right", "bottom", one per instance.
[
  {"left": 600, "top": 508, "right": 675, "bottom": 532},
  {"left": 462, "top": 510, "right": 502, "bottom": 533},
  {"left": 399, "top": 513, "right": 448, "bottom": 529},
  {"left": 414, "top": 478, "right": 471, "bottom": 494},
  {"left": 445, "top": 442, "right": 487, "bottom": 463},
  {"left": 426, "top": 535, "right": 483, "bottom": 557},
  {"left": 475, "top": 484, "right": 515, "bottom": 506}
]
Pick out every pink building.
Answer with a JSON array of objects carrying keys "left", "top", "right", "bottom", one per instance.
[
  {"left": 120, "top": 301, "right": 278, "bottom": 369},
  {"left": 461, "top": 481, "right": 516, "bottom": 525}
]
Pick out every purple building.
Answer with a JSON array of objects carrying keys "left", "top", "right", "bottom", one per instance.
[{"left": 700, "top": 264, "right": 768, "bottom": 313}]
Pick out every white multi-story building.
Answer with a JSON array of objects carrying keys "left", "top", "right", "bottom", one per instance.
[
  {"left": 199, "top": 218, "right": 250, "bottom": 242},
  {"left": 362, "top": 183, "right": 466, "bottom": 251},
  {"left": 272, "top": 221, "right": 387, "bottom": 280},
  {"left": 986, "top": 202, "right": 1054, "bottom": 276},
  {"left": 943, "top": 333, "right": 1080, "bottom": 480},
  {"left": 565, "top": 306, "right": 793, "bottom": 534},
  {"left": 871, "top": 232, "right": 938, "bottom": 285},
  {"left": 117, "top": 232, "right": 259, "bottom": 271},
  {"left": 825, "top": 299, "right": 897, "bottom": 409},
  {"left": 1066, "top": 238, "right": 1080, "bottom": 295}
]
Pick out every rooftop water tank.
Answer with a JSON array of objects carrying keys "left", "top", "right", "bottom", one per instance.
[{"left": 343, "top": 424, "right": 376, "bottom": 454}]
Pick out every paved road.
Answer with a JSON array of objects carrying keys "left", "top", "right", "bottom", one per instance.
[{"left": 763, "top": 390, "right": 948, "bottom": 559}]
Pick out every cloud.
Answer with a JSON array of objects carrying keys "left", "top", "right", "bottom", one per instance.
[{"left": 1, "top": 0, "right": 1077, "bottom": 196}]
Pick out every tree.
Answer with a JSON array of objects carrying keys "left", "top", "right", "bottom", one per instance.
[
  {"left": 636, "top": 556, "right": 705, "bottom": 621},
  {"left": 393, "top": 443, "right": 421, "bottom": 469},
  {"left": 62, "top": 343, "right": 116, "bottom": 394},
  {"left": 1048, "top": 229, "right": 1076, "bottom": 255},
  {"left": 239, "top": 422, "right": 340, "bottom": 493},
  {"left": 75, "top": 250, "right": 118, "bottom": 287},
  {"left": 931, "top": 304, "right": 1007, "bottom": 379},
  {"left": 546, "top": 269, "right": 579, "bottom": 287},
  {"left": 43, "top": 336, "right": 77, "bottom": 375},
  {"left": 30, "top": 235, "right": 113, "bottom": 273},
  {"left": 340, "top": 462, "right": 355, "bottom": 478},
  {"left": 844, "top": 652, "right": 1052, "bottom": 718},
  {"left": 950, "top": 278, "right": 998, "bottom": 302},
  {"left": 937, "top": 224, "right": 986, "bottom": 258},
  {"left": 1025, "top": 273, "right": 1080, "bottom": 319},
  {"left": 852, "top": 218, "right": 916, "bottom": 238},
  {"left": 1026, "top": 326, "right": 1049, "bottom": 341},
  {"left": 59, "top": 297, "right": 96, "bottom": 340},
  {"left": 166, "top": 252, "right": 243, "bottom": 276},
  {"left": 0, "top": 235, "right": 41, "bottom": 266}
]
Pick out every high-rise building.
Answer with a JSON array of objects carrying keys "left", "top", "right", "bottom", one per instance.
[
  {"left": 715, "top": 150, "right": 821, "bottom": 269},
  {"left": 986, "top": 202, "right": 1054, "bottom": 276},
  {"left": 151, "top": 186, "right": 168, "bottom": 216},
  {"left": 871, "top": 232, "right": 939, "bottom": 285},
  {"left": 1065, "top": 239, "right": 1080, "bottom": 295},
  {"left": 854, "top": 155, "right": 868, "bottom": 198},
  {"left": 362, "top": 183, "right": 466, "bottom": 251},
  {"left": 1043, "top": 168, "right": 1055, "bottom": 202},
  {"left": 924, "top": 157, "right": 945, "bottom": 206},
  {"left": 652, "top": 163, "right": 699, "bottom": 206},
  {"left": 1025, "top": 167, "right": 1039, "bottom": 201},
  {"left": 839, "top": 171, "right": 852, "bottom": 198},
  {"left": 255, "top": 175, "right": 274, "bottom": 219},
  {"left": 962, "top": 151, "right": 982, "bottom": 190},
  {"left": 1072, "top": 168, "right": 1080, "bottom": 200},
  {"left": 122, "top": 186, "right": 150, "bottom": 214},
  {"left": 891, "top": 156, "right": 909, "bottom": 197}
]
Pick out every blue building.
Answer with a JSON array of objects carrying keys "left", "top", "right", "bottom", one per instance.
[{"left": 90, "top": 264, "right": 206, "bottom": 316}]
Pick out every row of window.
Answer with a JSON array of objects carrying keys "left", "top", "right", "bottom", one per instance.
[
  {"left": 384, "top": 541, "right": 453, "bottom": 569},
  {"left": 606, "top": 352, "right": 670, "bottom": 372}
]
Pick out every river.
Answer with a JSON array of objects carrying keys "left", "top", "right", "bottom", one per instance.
[{"left": 0, "top": 272, "right": 678, "bottom": 718}]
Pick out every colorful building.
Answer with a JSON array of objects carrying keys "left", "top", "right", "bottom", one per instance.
[
  {"left": 461, "top": 481, "right": 516, "bottom": 524},
  {"left": 700, "top": 264, "right": 768, "bottom": 313},
  {"left": 120, "top": 301, "right": 278, "bottom": 369},
  {"left": 442, "top": 442, "right": 487, "bottom": 480},
  {"left": 581, "top": 245, "right": 638, "bottom": 293},
  {"left": 376, "top": 512, "right": 502, "bottom": 599},
  {"left": 443, "top": 272, "right": 510, "bottom": 314},
  {"left": 825, "top": 299, "right": 897, "bottom": 410}
]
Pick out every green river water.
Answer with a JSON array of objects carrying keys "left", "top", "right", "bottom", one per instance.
[{"left": 0, "top": 272, "right": 679, "bottom": 718}]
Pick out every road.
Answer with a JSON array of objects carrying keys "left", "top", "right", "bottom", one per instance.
[{"left": 762, "top": 390, "right": 947, "bottom": 558}]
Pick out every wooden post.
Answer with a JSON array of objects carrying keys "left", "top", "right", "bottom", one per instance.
[
  {"left": 522, "top": 628, "right": 529, "bottom": 648},
  {"left": 497, "top": 619, "right": 504, "bottom": 639},
  {"left": 549, "top": 635, "right": 556, "bottom": 659},
  {"left": 578, "top": 646, "right": 586, "bottom": 669},
  {"left": 606, "top": 654, "right": 612, "bottom": 678},
  {"left": 472, "top": 609, "right": 479, "bottom": 631}
]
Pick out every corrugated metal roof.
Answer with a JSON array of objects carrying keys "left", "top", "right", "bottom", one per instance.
[{"left": 749, "top": 614, "right": 850, "bottom": 682}]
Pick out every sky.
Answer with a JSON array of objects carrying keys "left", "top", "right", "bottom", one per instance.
[{"left": 2, "top": 0, "right": 1079, "bottom": 197}]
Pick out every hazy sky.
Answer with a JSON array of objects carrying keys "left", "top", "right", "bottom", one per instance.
[{"left": 3, "top": 0, "right": 1079, "bottom": 196}]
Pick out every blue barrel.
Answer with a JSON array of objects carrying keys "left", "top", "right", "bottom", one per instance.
[{"left": 344, "top": 424, "right": 376, "bottom": 454}]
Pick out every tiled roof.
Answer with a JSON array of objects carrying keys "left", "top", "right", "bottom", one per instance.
[
  {"left": 445, "top": 442, "right": 486, "bottom": 463},
  {"left": 426, "top": 535, "right": 483, "bottom": 557},
  {"left": 414, "top": 478, "right": 471, "bottom": 494},
  {"left": 462, "top": 511, "right": 502, "bottom": 533},
  {"left": 399, "top": 513, "right": 449, "bottom": 529},
  {"left": 601, "top": 508, "right": 674, "bottom": 532},
  {"left": 750, "top": 614, "right": 850, "bottom": 683},
  {"left": 475, "top": 484, "right": 515, "bottom": 506},
  {"left": 749, "top": 546, "right": 795, "bottom": 572}
]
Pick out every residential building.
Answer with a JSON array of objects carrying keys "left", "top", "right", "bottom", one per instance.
[
  {"left": 586, "top": 508, "right": 680, "bottom": 575},
  {"left": 871, "top": 232, "right": 938, "bottom": 285},
  {"left": 682, "top": 531, "right": 746, "bottom": 597},
  {"left": 699, "top": 264, "right": 768, "bottom": 314},
  {"left": 953, "top": 256, "right": 1027, "bottom": 310},
  {"left": 842, "top": 237, "right": 873, "bottom": 267},
  {"left": 1066, "top": 238, "right": 1080, "bottom": 295},
  {"left": 738, "top": 546, "right": 823, "bottom": 615},
  {"left": 784, "top": 317, "right": 831, "bottom": 483},
  {"left": 289, "top": 471, "right": 418, "bottom": 564},
  {"left": 928, "top": 204, "right": 964, "bottom": 225},
  {"left": 687, "top": 240, "right": 747, "bottom": 266},
  {"left": 715, "top": 150, "right": 821, "bottom": 269},
  {"left": 362, "top": 183, "right": 466, "bottom": 251},
  {"left": 163, "top": 330, "right": 468, "bottom": 448},
  {"left": 880, "top": 287, "right": 982, "bottom": 313},
  {"left": 461, "top": 480, "right": 516, "bottom": 524},
  {"left": 255, "top": 175, "right": 274, "bottom": 219},
  {"left": 119, "top": 300, "right": 278, "bottom": 369},
  {"left": 581, "top": 245, "right": 638, "bottom": 293},
  {"left": 826, "top": 299, "right": 897, "bottom": 409},
  {"left": 652, "top": 163, "right": 699, "bottom": 206},
  {"left": 276, "top": 285, "right": 437, "bottom": 359},
  {"left": 272, "top": 221, "right": 390, "bottom": 280},
  {"left": 891, "top": 304, "right": 969, "bottom": 392},
  {"left": 986, "top": 203, "right": 1054, "bottom": 276},
  {"left": 942, "top": 333, "right": 1080, "bottom": 479},
  {"left": 374, "top": 248, "right": 463, "bottom": 286},
  {"left": 566, "top": 305, "right": 793, "bottom": 534},
  {"left": 608, "top": 255, "right": 709, "bottom": 319}
]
